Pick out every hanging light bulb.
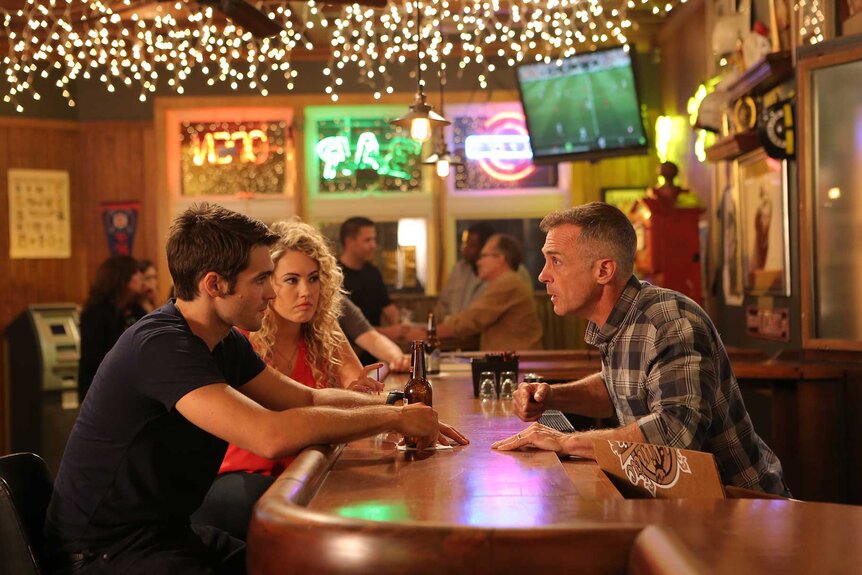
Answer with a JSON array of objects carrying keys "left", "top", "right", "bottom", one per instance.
[
  {"left": 410, "top": 116, "right": 432, "bottom": 142},
  {"left": 421, "top": 59, "right": 460, "bottom": 177},
  {"left": 389, "top": 1, "right": 449, "bottom": 141},
  {"left": 423, "top": 147, "right": 461, "bottom": 177}
]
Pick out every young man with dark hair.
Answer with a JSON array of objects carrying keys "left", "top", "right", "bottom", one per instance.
[
  {"left": 492, "top": 202, "right": 786, "bottom": 495},
  {"left": 46, "top": 204, "right": 467, "bottom": 574},
  {"left": 338, "top": 216, "right": 402, "bottom": 339}
]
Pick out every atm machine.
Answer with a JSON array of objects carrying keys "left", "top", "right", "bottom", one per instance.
[{"left": 5, "top": 304, "right": 81, "bottom": 473}]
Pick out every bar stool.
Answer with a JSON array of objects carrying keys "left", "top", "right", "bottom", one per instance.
[{"left": 0, "top": 452, "right": 54, "bottom": 575}]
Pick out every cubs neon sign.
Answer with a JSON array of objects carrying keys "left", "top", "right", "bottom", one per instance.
[
  {"left": 464, "top": 135, "right": 533, "bottom": 161},
  {"left": 462, "top": 111, "right": 537, "bottom": 183}
]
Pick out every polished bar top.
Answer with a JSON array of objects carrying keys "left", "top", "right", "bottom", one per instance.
[
  {"left": 247, "top": 356, "right": 862, "bottom": 575},
  {"left": 307, "top": 368, "right": 621, "bottom": 527}
]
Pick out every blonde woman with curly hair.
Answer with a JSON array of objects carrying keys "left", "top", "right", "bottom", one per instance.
[
  {"left": 247, "top": 218, "right": 382, "bottom": 391},
  {"left": 193, "top": 218, "right": 387, "bottom": 539}
]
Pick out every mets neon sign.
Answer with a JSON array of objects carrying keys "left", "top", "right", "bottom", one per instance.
[{"left": 190, "top": 130, "right": 270, "bottom": 166}]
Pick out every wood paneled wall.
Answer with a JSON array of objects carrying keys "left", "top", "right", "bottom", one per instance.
[
  {"left": 0, "top": 119, "right": 82, "bottom": 451},
  {"left": 0, "top": 119, "right": 155, "bottom": 451},
  {"left": 77, "top": 122, "right": 158, "bottom": 269},
  {"left": 569, "top": 155, "right": 657, "bottom": 205}
]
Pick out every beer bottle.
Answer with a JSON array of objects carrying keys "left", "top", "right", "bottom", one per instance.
[
  {"left": 404, "top": 340, "right": 433, "bottom": 448},
  {"left": 424, "top": 313, "right": 441, "bottom": 375}
]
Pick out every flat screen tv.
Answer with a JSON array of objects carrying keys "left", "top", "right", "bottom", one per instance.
[{"left": 516, "top": 46, "right": 648, "bottom": 163}]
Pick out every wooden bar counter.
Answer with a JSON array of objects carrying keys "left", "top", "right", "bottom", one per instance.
[{"left": 247, "top": 356, "right": 862, "bottom": 575}]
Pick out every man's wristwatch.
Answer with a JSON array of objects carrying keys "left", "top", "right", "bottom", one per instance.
[{"left": 386, "top": 390, "right": 405, "bottom": 405}]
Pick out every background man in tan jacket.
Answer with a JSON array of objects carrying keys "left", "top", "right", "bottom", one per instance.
[{"left": 414, "top": 234, "right": 543, "bottom": 351}]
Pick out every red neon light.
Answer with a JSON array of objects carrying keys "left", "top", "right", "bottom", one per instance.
[{"left": 476, "top": 111, "right": 535, "bottom": 182}]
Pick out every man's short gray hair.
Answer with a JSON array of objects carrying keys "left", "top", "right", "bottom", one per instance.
[{"left": 539, "top": 202, "right": 636, "bottom": 275}]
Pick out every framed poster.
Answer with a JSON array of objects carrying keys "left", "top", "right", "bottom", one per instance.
[
  {"left": 8, "top": 169, "right": 71, "bottom": 259},
  {"left": 601, "top": 187, "right": 648, "bottom": 215},
  {"left": 738, "top": 149, "right": 790, "bottom": 296},
  {"left": 719, "top": 161, "right": 744, "bottom": 306}
]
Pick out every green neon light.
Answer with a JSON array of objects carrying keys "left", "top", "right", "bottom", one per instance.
[
  {"left": 335, "top": 501, "right": 411, "bottom": 522},
  {"left": 316, "top": 131, "right": 421, "bottom": 181}
]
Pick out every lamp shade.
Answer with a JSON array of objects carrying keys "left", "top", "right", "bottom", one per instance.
[
  {"left": 423, "top": 146, "right": 461, "bottom": 178},
  {"left": 390, "top": 93, "right": 451, "bottom": 142},
  {"left": 422, "top": 150, "right": 462, "bottom": 166}
]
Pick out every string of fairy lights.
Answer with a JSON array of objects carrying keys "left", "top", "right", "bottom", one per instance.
[
  {"left": 1, "top": 0, "right": 824, "bottom": 113},
  {"left": 323, "top": 0, "right": 644, "bottom": 100}
]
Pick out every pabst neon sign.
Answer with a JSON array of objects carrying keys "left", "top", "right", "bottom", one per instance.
[{"left": 315, "top": 132, "right": 419, "bottom": 181}]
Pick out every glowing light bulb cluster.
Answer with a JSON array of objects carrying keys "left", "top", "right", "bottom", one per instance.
[
  {"left": 795, "top": 0, "right": 825, "bottom": 45},
  {"left": 0, "top": 0, "right": 683, "bottom": 112}
]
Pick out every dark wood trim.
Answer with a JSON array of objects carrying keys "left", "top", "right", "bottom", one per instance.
[
  {"left": 725, "top": 51, "right": 793, "bottom": 102},
  {"left": 797, "top": 35, "right": 862, "bottom": 350},
  {"left": 0, "top": 117, "right": 78, "bottom": 130},
  {"left": 704, "top": 131, "right": 761, "bottom": 162}
]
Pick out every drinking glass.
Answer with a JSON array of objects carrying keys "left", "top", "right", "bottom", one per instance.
[
  {"left": 499, "top": 371, "right": 517, "bottom": 399},
  {"left": 478, "top": 371, "right": 498, "bottom": 399}
]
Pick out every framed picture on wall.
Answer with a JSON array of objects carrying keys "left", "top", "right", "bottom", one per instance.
[
  {"left": 601, "top": 187, "right": 648, "bottom": 215},
  {"left": 737, "top": 149, "right": 790, "bottom": 296},
  {"left": 719, "top": 161, "right": 744, "bottom": 306}
]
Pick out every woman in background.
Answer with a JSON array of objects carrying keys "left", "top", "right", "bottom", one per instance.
[
  {"left": 193, "top": 219, "right": 383, "bottom": 539},
  {"left": 136, "top": 258, "right": 160, "bottom": 312},
  {"left": 77, "top": 255, "right": 145, "bottom": 401}
]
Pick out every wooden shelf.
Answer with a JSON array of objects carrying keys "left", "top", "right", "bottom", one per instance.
[
  {"left": 726, "top": 51, "right": 794, "bottom": 102},
  {"left": 704, "top": 130, "right": 762, "bottom": 162},
  {"left": 705, "top": 51, "right": 793, "bottom": 163}
]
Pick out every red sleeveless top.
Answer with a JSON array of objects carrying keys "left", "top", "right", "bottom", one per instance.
[{"left": 218, "top": 339, "right": 315, "bottom": 477}]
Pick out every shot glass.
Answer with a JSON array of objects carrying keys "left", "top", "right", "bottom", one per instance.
[
  {"left": 478, "top": 371, "right": 498, "bottom": 400},
  {"left": 499, "top": 371, "right": 517, "bottom": 399}
]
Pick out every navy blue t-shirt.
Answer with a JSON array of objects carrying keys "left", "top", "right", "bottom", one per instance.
[
  {"left": 340, "top": 262, "right": 391, "bottom": 326},
  {"left": 46, "top": 301, "right": 266, "bottom": 550}
]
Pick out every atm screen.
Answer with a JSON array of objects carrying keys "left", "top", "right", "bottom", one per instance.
[{"left": 50, "top": 324, "right": 67, "bottom": 335}]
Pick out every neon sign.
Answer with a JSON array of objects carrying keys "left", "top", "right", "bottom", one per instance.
[
  {"left": 470, "top": 111, "right": 536, "bottom": 182},
  {"left": 180, "top": 120, "right": 287, "bottom": 196},
  {"left": 453, "top": 109, "right": 556, "bottom": 189},
  {"left": 465, "top": 134, "right": 533, "bottom": 161},
  {"left": 190, "top": 130, "right": 270, "bottom": 166},
  {"left": 315, "top": 126, "right": 422, "bottom": 188}
]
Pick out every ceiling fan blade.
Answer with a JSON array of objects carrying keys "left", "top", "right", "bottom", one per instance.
[{"left": 210, "top": 0, "right": 283, "bottom": 38}]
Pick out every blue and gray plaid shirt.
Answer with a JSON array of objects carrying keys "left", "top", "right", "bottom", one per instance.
[{"left": 584, "top": 275, "right": 786, "bottom": 494}]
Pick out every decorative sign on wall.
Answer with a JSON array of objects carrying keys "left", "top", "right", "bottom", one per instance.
[
  {"left": 180, "top": 120, "right": 288, "bottom": 196},
  {"left": 315, "top": 118, "right": 422, "bottom": 193},
  {"left": 101, "top": 201, "right": 139, "bottom": 256},
  {"left": 450, "top": 104, "right": 558, "bottom": 190},
  {"left": 745, "top": 305, "right": 790, "bottom": 342},
  {"left": 8, "top": 169, "right": 71, "bottom": 259}
]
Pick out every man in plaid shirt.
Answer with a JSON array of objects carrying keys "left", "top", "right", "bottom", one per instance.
[{"left": 493, "top": 202, "right": 786, "bottom": 495}]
